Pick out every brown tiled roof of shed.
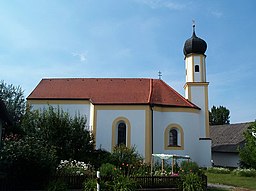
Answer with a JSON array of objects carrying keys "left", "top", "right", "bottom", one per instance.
[
  {"left": 210, "top": 122, "right": 252, "bottom": 153},
  {"left": 27, "top": 78, "right": 199, "bottom": 109}
]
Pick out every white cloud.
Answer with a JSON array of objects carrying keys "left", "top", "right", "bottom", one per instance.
[
  {"left": 135, "top": 0, "right": 187, "bottom": 10},
  {"left": 72, "top": 52, "right": 87, "bottom": 62},
  {"left": 211, "top": 10, "right": 223, "bottom": 18}
]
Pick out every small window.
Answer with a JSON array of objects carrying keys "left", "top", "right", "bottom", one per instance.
[
  {"left": 169, "top": 129, "right": 178, "bottom": 146},
  {"left": 117, "top": 122, "right": 126, "bottom": 145},
  {"left": 195, "top": 65, "right": 199, "bottom": 72}
]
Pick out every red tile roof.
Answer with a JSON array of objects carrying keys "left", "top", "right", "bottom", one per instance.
[{"left": 27, "top": 78, "right": 199, "bottom": 109}]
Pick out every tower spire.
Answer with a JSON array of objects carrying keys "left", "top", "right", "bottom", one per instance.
[{"left": 192, "top": 20, "right": 196, "bottom": 36}]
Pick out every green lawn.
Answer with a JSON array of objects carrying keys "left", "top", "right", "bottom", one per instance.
[{"left": 206, "top": 172, "right": 256, "bottom": 190}]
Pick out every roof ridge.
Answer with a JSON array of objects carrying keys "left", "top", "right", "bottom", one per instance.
[
  {"left": 42, "top": 77, "right": 156, "bottom": 80},
  {"left": 148, "top": 79, "right": 153, "bottom": 103}
]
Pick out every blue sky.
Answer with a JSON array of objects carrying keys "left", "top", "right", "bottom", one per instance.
[{"left": 0, "top": 0, "right": 255, "bottom": 123}]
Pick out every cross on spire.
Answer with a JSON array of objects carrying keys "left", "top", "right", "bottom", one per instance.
[
  {"left": 192, "top": 19, "right": 196, "bottom": 34},
  {"left": 158, "top": 71, "right": 162, "bottom": 80}
]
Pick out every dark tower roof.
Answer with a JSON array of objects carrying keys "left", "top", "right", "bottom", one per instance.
[{"left": 183, "top": 24, "right": 207, "bottom": 56}]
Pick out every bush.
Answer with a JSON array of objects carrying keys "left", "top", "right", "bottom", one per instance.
[
  {"left": 99, "top": 163, "right": 120, "bottom": 179},
  {"left": 179, "top": 173, "right": 204, "bottom": 191},
  {"left": 232, "top": 168, "right": 256, "bottom": 177},
  {"left": 47, "top": 180, "right": 68, "bottom": 191},
  {"left": 0, "top": 136, "right": 57, "bottom": 188},
  {"left": 207, "top": 167, "right": 231, "bottom": 174},
  {"left": 180, "top": 161, "right": 200, "bottom": 174},
  {"left": 111, "top": 145, "right": 143, "bottom": 176},
  {"left": 21, "top": 107, "right": 94, "bottom": 162},
  {"left": 84, "top": 179, "right": 97, "bottom": 191},
  {"left": 112, "top": 175, "right": 137, "bottom": 191}
]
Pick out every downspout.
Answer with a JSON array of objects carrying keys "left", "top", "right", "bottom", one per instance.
[{"left": 150, "top": 104, "right": 154, "bottom": 155}]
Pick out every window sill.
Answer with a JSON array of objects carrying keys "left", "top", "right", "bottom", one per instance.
[{"left": 165, "top": 145, "right": 184, "bottom": 150}]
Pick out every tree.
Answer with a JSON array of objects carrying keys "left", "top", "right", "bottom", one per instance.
[
  {"left": 209, "top": 105, "right": 230, "bottom": 125},
  {"left": 239, "top": 122, "right": 256, "bottom": 169},
  {"left": 21, "top": 107, "right": 94, "bottom": 161},
  {"left": 0, "top": 80, "right": 26, "bottom": 133},
  {"left": 0, "top": 136, "right": 57, "bottom": 189}
]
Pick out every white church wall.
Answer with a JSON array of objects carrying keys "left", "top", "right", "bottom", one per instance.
[
  {"left": 186, "top": 56, "right": 193, "bottom": 82},
  {"left": 190, "top": 86, "right": 207, "bottom": 137},
  {"left": 197, "top": 139, "right": 212, "bottom": 167},
  {"left": 96, "top": 109, "right": 146, "bottom": 157},
  {"left": 153, "top": 111, "right": 199, "bottom": 156},
  {"left": 153, "top": 110, "right": 210, "bottom": 166}
]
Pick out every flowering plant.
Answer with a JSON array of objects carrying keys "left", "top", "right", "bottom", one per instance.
[
  {"left": 56, "top": 160, "right": 93, "bottom": 176},
  {"left": 232, "top": 168, "right": 256, "bottom": 177}
]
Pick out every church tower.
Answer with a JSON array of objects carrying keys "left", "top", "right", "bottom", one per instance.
[{"left": 183, "top": 23, "right": 210, "bottom": 138}]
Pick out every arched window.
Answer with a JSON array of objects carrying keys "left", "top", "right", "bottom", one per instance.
[
  {"left": 117, "top": 122, "right": 126, "bottom": 145},
  {"left": 164, "top": 124, "right": 184, "bottom": 150},
  {"left": 112, "top": 117, "right": 131, "bottom": 150},
  {"left": 169, "top": 129, "right": 178, "bottom": 146},
  {"left": 195, "top": 65, "right": 199, "bottom": 72}
]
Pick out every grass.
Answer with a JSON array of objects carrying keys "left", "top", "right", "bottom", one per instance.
[{"left": 206, "top": 172, "right": 256, "bottom": 190}]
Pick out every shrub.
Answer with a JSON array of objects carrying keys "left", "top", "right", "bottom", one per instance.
[
  {"left": 112, "top": 175, "right": 137, "bottom": 191},
  {"left": 21, "top": 107, "right": 94, "bottom": 162},
  {"left": 47, "top": 180, "right": 68, "bottom": 191},
  {"left": 232, "top": 168, "right": 256, "bottom": 177},
  {"left": 99, "top": 163, "right": 120, "bottom": 179},
  {"left": 207, "top": 167, "right": 231, "bottom": 174},
  {"left": 111, "top": 145, "right": 143, "bottom": 176},
  {"left": 0, "top": 136, "right": 57, "bottom": 189},
  {"left": 84, "top": 179, "right": 97, "bottom": 191},
  {"left": 180, "top": 161, "right": 200, "bottom": 174},
  {"left": 179, "top": 173, "right": 204, "bottom": 191}
]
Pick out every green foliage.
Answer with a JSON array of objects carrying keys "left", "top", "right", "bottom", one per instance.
[
  {"left": 21, "top": 107, "right": 94, "bottom": 161},
  {"left": 84, "top": 179, "right": 97, "bottom": 191},
  {"left": 179, "top": 173, "right": 204, "bottom": 191},
  {"left": 209, "top": 105, "right": 230, "bottom": 125},
  {"left": 111, "top": 144, "right": 143, "bottom": 175},
  {"left": 88, "top": 149, "right": 112, "bottom": 169},
  {"left": 0, "top": 80, "right": 26, "bottom": 134},
  {"left": 232, "top": 168, "right": 256, "bottom": 177},
  {"left": 0, "top": 136, "right": 57, "bottom": 186},
  {"left": 99, "top": 163, "right": 120, "bottom": 179},
  {"left": 207, "top": 167, "right": 231, "bottom": 174},
  {"left": 239, "top": 122, "right": 256, "bottom": 169},
  {"left": 112, "top": 175, "right": 137, "bottom": 191},
  {"left": 47, "top": 180, "right": 68, "bottom": 191},
  {"left": 180, "top": 161, "right": 200, "bottom": 174}
]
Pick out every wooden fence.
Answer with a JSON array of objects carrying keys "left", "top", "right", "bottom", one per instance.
[{"left": 0, "top": 174, "right": 207, "bottom": 190}]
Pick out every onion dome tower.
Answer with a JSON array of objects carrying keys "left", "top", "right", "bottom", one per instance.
[{"left": 183, "top": 23, "right": 210, "bottom": 138}]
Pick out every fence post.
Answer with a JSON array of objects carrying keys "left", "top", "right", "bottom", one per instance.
[{"left": 96, "top": 171, "right": 100, "bottom": 191}]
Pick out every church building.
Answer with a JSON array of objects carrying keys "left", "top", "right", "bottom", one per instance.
[{"left": 27, "top": 25, "right": 211, "bottom": 167}]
